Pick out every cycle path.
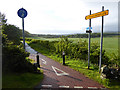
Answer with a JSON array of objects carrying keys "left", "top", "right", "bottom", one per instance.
[{"left": 25, "top": 43, "right": 106, "bottom": 89}]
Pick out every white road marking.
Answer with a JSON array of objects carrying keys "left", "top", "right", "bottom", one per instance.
[
  {"left": 74, "top": 86, "right": 83, "bottom": 88},
  {"left": 40, "top": 58, "right": 47, "bottom": 64},
  {"left": 59, "top": 86, "right": 69, "bottom": 88},
  {"left": 52, "top": 66, "right": 69, "bottom": 76},
  {"left": 88, "top": 87, "right": 97, "bottom": 89},
  {"left": 41, "top": 85, "right": 52, "bottom": 88},
  {"left": 41, "top": 85, "right": 104, "bottom": 89}
]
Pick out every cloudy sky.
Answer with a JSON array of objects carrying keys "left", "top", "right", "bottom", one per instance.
[{"left": 0, "top": 0, "right": 119, "bottom": 34}]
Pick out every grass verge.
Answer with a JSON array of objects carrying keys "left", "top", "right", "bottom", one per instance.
[{"left": 2, "top": 72, "right": 43, "bottom": 88}]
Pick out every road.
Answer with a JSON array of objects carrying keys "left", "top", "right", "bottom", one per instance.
[{"left": 25, "top": 43, "right": 106, "bottom": 89}]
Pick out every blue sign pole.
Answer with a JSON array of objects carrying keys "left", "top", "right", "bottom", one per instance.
[
  {"left": 22, "top": 18, "right": 25, "bottom": 50},
  {"left": 17, "top": 8, "right": 27, "bottom": 50}
]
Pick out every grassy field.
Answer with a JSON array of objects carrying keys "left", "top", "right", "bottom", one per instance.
[
  {"left": 69, "top": 37, "right": 118, "bottom": 57},
  {"left": 28, "top": 36, "right": 118, "bottom": 58}
]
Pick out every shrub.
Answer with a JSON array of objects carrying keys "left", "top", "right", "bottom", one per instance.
[
  {"left": 29, "top": 37, "right": 118, "bottom": 68},
  {"left": 108, "top": 53, "right": 120, "bottom": 68},
  {"left": 2, "top": 45, "right": 37, "bottom": 73},
  {"left": 53, "top": 37, "right": 109, "bottom": 65},
  {"left": 25, "top": 38, "right": 32, "bottom": 42},
  {"left": 2, "top": 33, "right": 8, "bottom": 46},
  {"left": 30, "top": 39, "right": 39, "bottom": 44},
  {"left": 29, "top": 39, "right": 56, "bottom": 53}
]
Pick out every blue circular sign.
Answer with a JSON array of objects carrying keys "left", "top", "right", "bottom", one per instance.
[{"left": 17, "top": 8, "right": 27, "bottom": 18}]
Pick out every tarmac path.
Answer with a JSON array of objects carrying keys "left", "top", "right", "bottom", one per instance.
[{"left": 25, "top": 43, "right": 106, "bottom": 89}]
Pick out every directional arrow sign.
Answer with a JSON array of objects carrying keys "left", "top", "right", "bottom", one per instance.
[
  {"left": 52, "top": 66, "right": 69, "bottom": 76},
  {"left": 85, "top": 10, "right": 109, "bottom": 20}
]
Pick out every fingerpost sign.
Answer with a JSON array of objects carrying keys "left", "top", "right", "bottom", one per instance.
[
  {"left": 85, "top": 6, "right": 109, "bottom": 72},
  {"left": 85, "top": 10, "right": 109, "bottom": 20}
]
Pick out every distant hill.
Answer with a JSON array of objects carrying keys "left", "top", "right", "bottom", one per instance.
[
  {"left": 28, "top": 32, "right": 119, "bottom": 38},
  {"left": 30, "top": 34, "right": 62, "bottom": 38}
]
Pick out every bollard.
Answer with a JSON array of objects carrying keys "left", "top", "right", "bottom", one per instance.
[
  {"left": 36, "top": 52, "right": 40, "bottom": 68},
  {"left": 62, "top": 51, "right": 65, "bottom": 65}
]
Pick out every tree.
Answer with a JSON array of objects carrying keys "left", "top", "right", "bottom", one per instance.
[
  {"left": 2, "top": 24, "right": 21, "bottom": 44},
  {"left": 0, "top": 12, "right": 7, "bottom": 26},
  {"left": 0, "top": 12, "right": 7, "bottom": 46}
]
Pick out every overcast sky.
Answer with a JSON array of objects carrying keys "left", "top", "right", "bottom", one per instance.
[{"left": 0, "top": 0, "right": 119, "bottom": 34}]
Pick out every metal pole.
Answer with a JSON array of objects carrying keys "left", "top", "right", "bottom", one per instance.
[
  {"left": 88, "top": 10, "right": 91, "bottom": 69},
  {"left": 22, "top": 18, "right": 25, "bottom": 50},
  {"left": 63, "top": 51, "right": 65, "bottom": 65},
  {"left": 99, "top": 6, "right": 104, "bottom": 73},
  {"left": 37, "top": 52, "right": 40, "bottom": 68}
]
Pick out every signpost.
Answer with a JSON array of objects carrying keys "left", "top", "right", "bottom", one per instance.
[
  {"left": 17, "top": 8, "right": 27, "bottom": 50},
  {"left": 85, "top": 10, "right": 109, "bottom": 20},
  {"left": 85, "top": 6, "right": 109, "bottom": 72}
]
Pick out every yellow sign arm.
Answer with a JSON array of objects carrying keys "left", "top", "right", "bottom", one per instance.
[{"left": 85, "top": 10, "right": 109, "bottom": 20}]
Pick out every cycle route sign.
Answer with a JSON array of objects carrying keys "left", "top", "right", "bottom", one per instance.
[{"left": 17, "top": 8, "right": 27, "bottom": 18}]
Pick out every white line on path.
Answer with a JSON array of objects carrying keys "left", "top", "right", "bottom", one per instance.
[
  {"left": 41, "top": 85, "right": 52, "bottom": 88},
  {"left": 41, "top": 85, "right": 106, "bottom": 89},
  {"left": 88, "top": 87, "right": 98, "bottom": 89},
  {"left": 52, "top": 66, "right": 69, "bottom": 76},
  {"left": 74, "top": 86, "right": 83, "bottom": 88},
  {"left": 59, "top": 86, "right": 69, "bottom": 88},
  {"left": 40, "top": 58, "right": 47, "bottom": 64}
]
